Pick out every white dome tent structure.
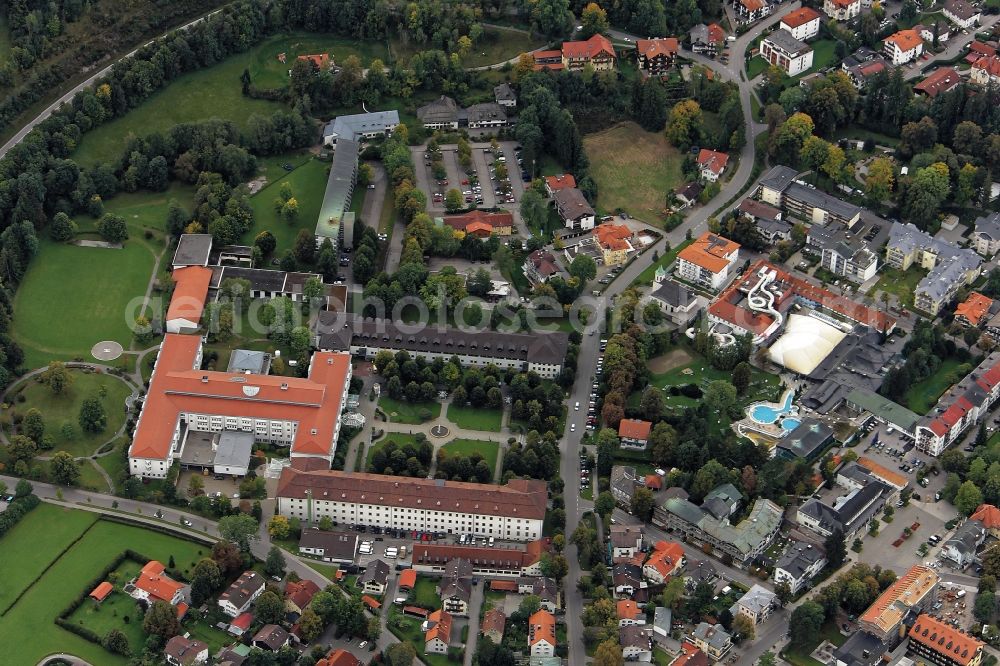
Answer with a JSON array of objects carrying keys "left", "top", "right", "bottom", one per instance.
[{"left": 767, "top": 314, "right": 848, "bottom": 375}]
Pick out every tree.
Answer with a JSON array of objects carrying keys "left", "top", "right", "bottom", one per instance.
[
  {"left": 865, "top": 156, "right": 894, "bottom": 204},
  {"left": 96, "top": 213, "right": 129, "bottom": 243},
  {"left": 640, "top": 387, "right": 665, "bottom": 422},
  {"left": 8, "top": 434, "right": 37, "bottom": 466},
  {"left": 143, "top": 600, "right": 180, "bottom": 641},
  {"left": 595, "top": 491, "right": 616, "bottom": 517},
  {"left": 976, "top": 591, "right": 996, "bottom": 623},
  {"left": 956, "top": 481, "right": 984, "bottom": 516},
  {"left": 531, "top": 0, "right": 573, "bottom": 37},
  {"left": 789, "top": 601, "right": 824, "bottom": 647},
  {"left": 50, "top": 451, "right": 80, "bottom": 486},
  {"left": 445, "top": 188, "right": 464, "bottom": 212},
  {"left": 268, "top": 516, "right": 290, "bottom": 540},
  {"left": 704, "top": 380, "right": 738, "bottom": 417},
  {"left": 733, "top": 613, "right": 755, "bottom": 640},
  {"left": 41, "top": 361, "right": 73, "bottom": 394},
  {"left": 293, "top": 228, "right": 315, "bottom": 265},
  {"left": 297, "top": 608, "right": 324, "bottom": 642},
  {"left": 759, "top": 651, "right": 777, "bottom": 666},
  {"left": 594, "top": 639, "right": 624, "bottom": 666},
  {"left": 255, "top": 590, "right": 285, "bottom": 624},
  {"left": 254, "top": 230, "right": 277, "bottom": 256},
  {"left": 191, "top": 558, "right": 222, "bottom": 605},
  {"left": 825, "top": 528, "right": 847, "bottom": 569},
  {"left": 666, "top": 100, "right": 703, "bottom": 150},
  {"left": 540, "top": 553, "right": 569, "bottom": 580},
  {"left": 22, "top": 408, "right": 44, "bottom": 443},
  {"left": 50, "top": 212, "right": 77, "bottom": 241},
  {"left": 218, "top": 514, "right": 260, "bottom": 552},
  {"left": 630, "top": 487, "right": 655, "bottom": 521},
  {"left": 385, "top": 643, "right": 417, "bottom": 666},
  {"left": 774, "top": 582, "right": 791, "bottom": 607},
  {"left": 732, "top": 362, "right": 752, "bottom": 395},
  {"left": 102, "top": 628, "right": 131, "bottom": 656},
  {"left": 580, "top": 2, "right": 610, "bottom": 38},
  {"left": 78, "top": 396, "right": 107, "bottom": 433},
  {"left": 570, "top": 254, "right": 597, "bottom": 284},
  {"left": 520, "top": 188, "right": 548, "bottom": 234},
  {"left": 264, "top": 545, "right": 286, "bottom": 577}
]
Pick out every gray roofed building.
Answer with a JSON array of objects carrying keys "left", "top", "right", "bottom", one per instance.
[
  {"left": 494, "top": 83, "right": 517, "bottom": 107},
  {"left": 692, "top": 622, "right": 732, "bottom": 660},
  {"left": 612, "top": 562, "right": 644, "bottom": 596},
  {"left": 322, "top": 110, "right": 400, "bottom": 144},
  {"left": 797, "top": 480, "right": 891, "bottom": 539},
  {"left": 784, "top": 182, "right": 862, "bottom": 224},
  {"left": 845, "top": 388, "right": 922, "bottom": 434},
  {"left": 316, "top": 137, "right": 358, "bottom": 248},
  {"left": 611, "top": 465, "right": 640, "bottom": 508},
  {"left": 444, "top": 558, "right": 474, "bottom": 580},
  {"left": 619, "top": 624, "right": 652, "bottom": 659},
  {"left": 648, "top": 278, "right": 699, "bottom": 326},
  {"left": 809, "top": 224, "right": 879, "bottom": 282},
  {"left": 172, "top": 234, "right": 214, "bottom": 269},
  {"left": 553, "top": 187, "right": 596, "bottom": 227},
  {"left": 226, "top": 349, "right": 270, "bottom": 374},
  {"left": 251, "top": 624, "right": 289, "bottom": 651},
  {"left": 941, "top": 519, "right": 985, "bottom": 567},
  {"left": 466, "top": 102, "right": 508, "bottom": 128},
  {"left": 774, "top": 540, "right": 826, "bottom": 594},
  {"left": 833, "top": 631, "right": 892, "bottom": 666},
  {"left": 774, "top": 418, "right": 834, "bottom": 462},
  {"left": 758, "top": 165, "right": 799, "bottom": 196},
  {"left": 973, "top": 212, "right": 1000, "bottom": 256},
  {"left": 652, "top": 606, "right": 672, "bottom": 641},
  {"left": 298, "top": 530, "right": 359, "bottom": 564},
  {"left": 214, "top": 431, "right": 254, "bottom": 476},
  {"left": 683, "top": 558, "right": 717, "bottom": 589},
  {"left": 764, "top": 28, "right": 811, "bottom": 56},
  {"left": 729, "top": 584, "right": 777, "bottom": 624},
  {"left": 418, "top": 96, "right": 461, "bottom": 129},
  {"left": 360, "top": 559, "right": 391, "bottom": 593},
  {"left": 210, "top": 265, "right": 325, "bottom": 302},
  {"left": 886, "top": 221, "right": 982, "bottom": 315}
]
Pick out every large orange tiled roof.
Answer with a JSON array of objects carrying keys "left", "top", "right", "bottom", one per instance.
[
  {"left": 595, "top": 224, "right": 633, "bottom": 252},
  {"left": 617, "top": 599, "right": 642, "bottom": 620},
  {"left": 545, "top": 174, "right": 576, "bottom": 191},
  {"left": 562, "top": 34, "right": 616, "bottom": 60},
  {"left": 856, "top": 457, "right": 908, "bottom": 488},
  {"left": 637, "top": 38, "right": 679, "bottom": 59},
  {"left": 972, "top": 503, "right": 1000, "bottom": 528},
  {"left": 166, "top": 266, "right": 212, "bottom": 324},
  {"left": 860, "top": 564, "right": 937, "bottom": 634},
  {"left": 529, "top": 609, "right": 556, "bottom": 647},
  {"left": 135, "top": 560, "right": 185, "bottom": 603},
  {"left": 618, "top": 418, "right": 652, "bottom": 440},
  {"left": 426, "top": 609, "right": 453, "bottom": 644},
  {"left": 678, "top": 231, "right": 740, "bottom": 274},
  {"left": 955, "top": 292, "right": 993, "bottom": 324},
  {"left": 886, "top": 29, "right": 923, "bottom": 52},
  {"left": 909, "top": 614, "right": 983, "bottom": 666},
  {"left": 782, "top": 7, "right": 822, "bottom": 28},
  {"left": 129, "top": 333, "right": 350, "bottom": 461},
  {"left": 645, "top": 540, "right": 685, "bottom": 578}
]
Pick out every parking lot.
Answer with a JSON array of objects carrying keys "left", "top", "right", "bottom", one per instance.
[{"left": 412, "top": 140, "right": 526, "bottom": 215}]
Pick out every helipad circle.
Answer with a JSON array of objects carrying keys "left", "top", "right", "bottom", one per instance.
[{"left": 91, "top": 340, "right": 124, "bottom": 361}]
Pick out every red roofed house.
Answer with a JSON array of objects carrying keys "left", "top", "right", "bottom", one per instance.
[
  {"left": 284, "top": 579, "right": 320, "bottom": 614},
  {"left": 955, "top": 292, "right": 994, "bottom": 327},
  {"left": 544, "top": 174, "right": 576, "bottom": 195},
  {"left": 672, "top": 643, "right": 710, "bottom": 666},
  {"left": 129, "top": 560, "right": 188, "bottom": 606},
  {"left": 908, "top": 613, "right": 984, "bottom": 666},
  {"left": 972, "top": 504, "right": 1000, "bottom": 536},
  {"left": 676, "top": 231, "right": 740, "bottom": 290},
  {"left": 441, "top": 210, "right": 513, "bottom": 237},
  {"left": 823, "top": 0, "right": 861, "bottom": 20},
  {"left": 697, "top": 149, "right": 730, "bottom": 182},
  {"left": 618, "top": 419, "right": 652, "bottom": 449},
  {"left": 617, "top": 599, "right": 646, "bottom": 626},
  {"left": 914, "top": 67, "right": 962, "bottom": 98},
  {"left": 972, "top": 54, "right": 1000, "bottom": 87},
  {"left": 915, "top": 350, "right": 1000, "bottom": 456},
  {"left": 736, "top": 0, "right": 769, "bottom": 23},
  {"left": 529, "top": 609, "right": 557, "bottom": 657},
  {"left": 166, "top": 266, "right": 213, "bottom": 333},
  {"left": 129, "top": 330, "right": 351, "bottom": 478},
  {"left": 524, "top": 249, "right": 562, "bottom": 284},
  {"left": 297, "top": 53, "right": 332, "bottom": 70},
  {"left": 884, "top": 29, "right": 924, "bottom": 65},
  {"left": 482, "top": 608, "right": 507, "bottom": 643},
  {"left": 425, "top": 609, "right": 453, "bottom": 654},
  {"left": 643, "top": 540, "right": 686, "bottom": 584},
  {"left": 561, "top": 34, "right": 617, "bottom": 71},
  {"left": 780, "top": 7, "right": 822, "bottom": 41},
  {"left": 532, "top": 49, "right": 564, "bottom": 71},
  {"left": 362, "top": 594, "right": 382, "bottom": 611},
  {"left": 636, "top": 38, "right": 679, "bottom": 75},
  {"left": 89, "top": 581, "right": 113, "bottom": 603},
  {"left": 594, "top": 223, "right": 634, "bottom": 267},
  {"left": 228, "top": 611, "right": 254, "bottom": 636},
  {"left": 398, "top": 569, "right": 417, "bottom": 591},
  {"left": 644, "top": 474, "right": 662, "bottom": 491},
  {"left": 316, "top": 649, "right": 362, "bottom": 666}
]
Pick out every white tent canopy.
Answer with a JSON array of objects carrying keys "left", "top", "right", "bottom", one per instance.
[{"left": 767, "top": 314, "right": 847, "bottom": 375}]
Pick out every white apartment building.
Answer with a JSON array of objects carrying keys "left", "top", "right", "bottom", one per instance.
[
  {"left": 884, "top": 29, "right": 924, "bottom": 65},
  {"left": 760, "top": 29, "right": 815, "bottom": 76},
  {"left": 780, "top": 7, "right": 822, "bottom": 41}
]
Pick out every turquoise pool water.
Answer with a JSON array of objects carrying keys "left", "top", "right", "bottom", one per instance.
[
  {"left": 781, "top": 418, "right": 801, "bottom": 431},
  {"left": 748, "top": 391, "right": 795, "bottom": 424}
]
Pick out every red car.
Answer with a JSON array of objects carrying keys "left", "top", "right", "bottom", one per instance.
[{"left": 461, "top": 179, "right": 469, "bottom": 185}]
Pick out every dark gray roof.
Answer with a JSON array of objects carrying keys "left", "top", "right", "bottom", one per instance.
[
  {"left": 323, "top": 111, "right": 400, "bottom": 142},
  {"left": 210, "top": 266, "right": 321, "bottom": 295},
  {"left": 220, "top": 571, "right": 265, "bottom": 610},
  {"left": 360, "top": 559, "right": 390, "bottom": 585},
  {"left": 944, "top": 519, "right": 985, "bottom": 558},
  {"left": 975, "top": 212, "right": 1000, "bottom": 241},
  {"left": 759, "top": 165, "right": 799, "bottom": 193},
  {"left": 799, "top": 481, "right": 890, "bottom": 535},
  {"left": 173, "top": 234, "right": 214, "bottom": 267},
  {"left": 298, "top": 530, "right": 359, "bottom": 560},
  {"left": 314, "top": 314, "right": 570, "bottom": 367},
  {"left": 775, "top": 418, "right": 833, "bottom": 461},
  {"left": 444, "top": 558, "right": 474, "bottom": 579},
  {"left": 466, "top": 102, "right": 507, "bottom": 124},
  {"left": 684, "top": 558, "right": 717, "bottom": 584},
  {"left": 613, "top": 563, "right": 643, "bottom": 587},
  {"left": 440, "top": 576, "right": 473, "bottom": 602},
  {"left": 785, "top": 182, "right": 862, "bottom": 220},
  {"left": 215, "top": 431, "right": 254, "bottom": 468},
  {"left": 494, "top": 83, "right": 516, "bottom": 102},
  {"left": 227, "top": 349, "right": 269, "bottom": 374},
  {"left": 739, "top": 198, "right": 782, "bottom": 222},
  {"left": 418, "top": 96, "right": 460, "bottom": 124},
  {"left": 775, "top": 540, "right": 825, "bottom": 580},
  {"left": 764, "top": 28, "right": 812, "bottom": 56},
  {"left": 833, "top": 631, "right": 891, "bottom": 666},
  {"left": 620, "top": 624, "right": 651, "bottom": 650},
  {"left": 553, "top": 188, "right": 595, "bottom": 220},
  {"left": 650, "top": 279, "right": 696, "bottom": 308}
]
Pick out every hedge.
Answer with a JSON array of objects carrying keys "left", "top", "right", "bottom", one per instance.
[
  {"left": 0, "top": 493, "right": 40, "bottom": 538},
  {"left": 57, "top": 549, "right": 154, "bottom": 623}
]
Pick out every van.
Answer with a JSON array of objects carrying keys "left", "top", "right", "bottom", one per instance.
[
  {"left": 399, "top": 545, "right": 407, "bottom": 558},
  {"left": 488, "top": 536, "right": 495, "bottom": 547},
  {"left": 575, "top": 401, "right": 580, "bottom": 411},
  {"left": 459, "top": 534, "right": 468, "bottom": 544}
]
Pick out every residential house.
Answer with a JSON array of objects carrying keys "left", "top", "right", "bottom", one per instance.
[
  {"left": 529, "top": 577, "right": 560, "bottom": 612},
  {"left": 228, "top": 612, "right": 253, "bottom": 636},
  {"left": 833, "top": 631, "right": 894, "bottom": 666},
  {"left": 523, "top": 249, "right": 563, "bottom": 284},
  {"left": 438, "top": 558, "right": 474, "bottom": 616},
  {"left": 129, "top": 560, "right": 188, "bottom": 607},
  {"left": 675, "top": 231, "right": 740, "bottom": 290},
  {"left": 164, "top": 636, "right": 209, "bottom": 666},
  {"left": 612, "top": 562, "right": 645, "bottom": 598},
  {"left": 971, "top": 503, "right": 1000, "bottom": 537},
  {"left": 690, "top": 23, "right": 725, "bottom": 54},
  {"left": 884, "top": 30, "right": 924, "bottom": 65},
  {"left": 955, "top": 292, "right": 994, "bottom": 327},
  {"left": 618, "top": 599, "right": 646, "bottom": 626},
  {"left": 729, "top": 584, "right": 777, "bottom": 625},
  {"left": 544, "top": 174, "right": 576, "bottom": 195},
  {"left": 316, "top": 650, "right": 362, "bottom": 666},
  {"left": 482, "top": 608, "right": 506, "bottom": 644},
  {"left": 738, "top": 199, "right": 790, "bottom": 243},
  {"left": 218, "top": 571, "right": 265, "bottom": 618},
  {"left": 697, "top": 148, "right": 730, "bottom": 182},
  {"left": 284, "top": 579, "right": 320, "bottom": 615},
  {"left": 636, "top": 38, "right": 679, "bottom": 75},
  {"left": 360, "top": 559, "right": 391, "bottom": 595},
  {"left": 780, "top": 7, "right": 823, "bottom": 41},
  {"left": 885, "top": 222, "right": 982, "bottom": 316},
  {"left": 529, "top": 609, "right": 557, "bottom": 657},
  {"left": 610, "top": 525, "right": 645, "bottom": 562},
  {"left": 532, "top": 49, "right": 564, "bottom": 70},
  {"left": 809, "top": 224, "right": 879, "bottom": 282},
  {"left": 944, "top": 0, "right": 980, "bottom": 29},
  {"left": 494, "top": 83, "right": 517, "bottom": 108},
  {"left": 859, "top": 565, "right": 938, "bottom": 642},
  {"left": 297, "top": 53, "right": 333, "bottom": 70},
  {"left": 692, "top": 622, "right": 732, "bottom": 660},
  {"left": 824, "top": 0, "right": 861, "bottom": 20},
  {"left": 425, "top": 609, "right": 453, "bottom": 654},
  {"left": 441, "top": 210, "right": 514, "bottom": 237},
  {"left": 682, "top": 559, "right": 718, "bottom": 591},
  {"left": 620, "top": 624, "right": 654, "bottom": 662},
  {"left": 774, "top": 540, "right": 826, "bottom": 594},
  {"left": 672, "top": 643, "right": 710, "bottom": 666},
  {"left": 908, "top": 614, "right": 984, "bottom": 666},
  {"left": 466, "top": 103, "right": 508, "bottom": 130},
  {"left": 298, "top": 530, "right": 359, "bottom": 564},
  {"left": 973, "top": 212, "right": 1000, "bottom": 256},
  {"left": 417, "top": 96, "right": 460, "bottom": 130},
  {"left": 914, "top": 67, "right": 962, "bottom": 97},
  {"left": 941, "top": 519, "right": 985, "bottom": 568},
  {"left": 643, "top": 540, "right": 686, "bottom": 584},
  {"left": 914, "top": 350, "right": 1000, "bottom": 457},
  {"left": 561, "top": 34, "right": 617, "bottom": 71},
  {"left": 553, "top": 187, "right": 596, "bottom": 230},
  {"left": 674, "top": 181, "right": 705, "bottom": 208},
  {"left": 648, "top": 277, "right": 700, "bottom": 327},
  {"left": 797, "top": 481, "right": 892, "bottom": 540},
  {"left": 735, "top": 0, "right": 769, "bottom": 23},
  {"left": 760, "top": 30, "right": 815, "bottom": 76},
  {"left": 252, "top": 625, "right": 290, "bottom": 651},
  {"left": 619, "top": 419, "right": 652, "bottom": 449},
  {"left": 411, "top": 539, "right": 551, "bottom": 577},
  {"left": 846, "top": 59, "right": 888, "bottom": 88},
  {"left": 972, "top": 54, "right": 1000, "bottom": 86},
  {"left": 652, "top": 607, "right": 673, "bottom": 644},
  {"left": 594, "top": 223, "right": 634, "bottom": 266},
  {"left": 611, "top": 465, "right": 640, "bottom": 508}
]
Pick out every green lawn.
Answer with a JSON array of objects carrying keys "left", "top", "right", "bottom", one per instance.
[
  {"left": 440, "top": 438, "right": 500, "bottom": 478},
  {"left": 388, "top": 607, "right": 451, "bottom": 666},
  {"left": 904, "top": 358, "right": 969, "bottom": 415},
  {"left": 782, "top": 621, "right": 846, "bottom": 666},
  {"left": 0, "top": 507, "right": 215, "bottom": 666},
  {"left": 13, "top": 236, "right": 158, "bottom": 368},
  {"left": 366, "top": 432, "right": 422, "bottom": 469},
  {"left": 66, "top": 561, "right": 146, "bottom": 654},
  {"left": 78, "top": 460, "right": 111, "bottom": 492},
  {"left": 6, "top": 369, "right": 132, "bottom": 457},
  {"left": 248, "top": 157, "right": 331, "bottom": 257},
  {"left": 874, "top": 265, "right": 927, "bottom": 310},
  {"left": 410, "top": 576, "right": 442, "bottom": 610},
  {"left": 447, "top": 404, "right": 503, "bottom": 432},
  {"left": 633, "top": 238, "right": 694, "bottom": 286},
  {"left": 583, "top": 121, "right": 683, "bottom": 220},
  {"left": 249, "top": 33, "right": 390, "bottom": 90},
  {"left": 73, "top": 51, "right": 282, "bottom": 167},
  {"left": 379, "top": 396, "right": 441, "bottom": 424}
]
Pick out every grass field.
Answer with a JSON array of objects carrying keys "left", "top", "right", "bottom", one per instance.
[
  {"left": 410, "top": 576, "right": 442, "bottom": 610},
  {"left": 0, "top": 507, "right": 214, "bottom": 666},
  {"left": 80, "top": 183, "right": 196, "bottom": 233},
  {"left": 249, "top": 33, "right": 390, "bottom": 90},
  {"left": 440, "top": 438, "right": 500, "bottom": 478},
  {"left": 379, "top": 396, "right": 441, "bottom": 424},
  {"left": 874, "top": 265, "right": 926, "bottom": 310},
  {"left": 390, "top": 26, "right": 545, "bottom": 69},
  {"left": 904, "top": 358, "right": 969, "bottom": 415},
  {"left": 73, "top": 51, "right": 282, "bottom": 166},
  {"left": 583, "top": 122, "right": 683, "bottom": 220},
  {"left": 748, "top": 39, "right": 838, "bottom": 83},
  {"left": 388, "top": 606, "right": 451, "bottom": 666},
  {"left": 66, "top": 560, "right": 145, "bottom": 653},
  {"left": 248, "top": 157, "right": 331, "bottom": 256},
  {"left": 447, "top": 404, "right": 503, "bottom": 432},
  {"left": 7, "top": 369, "right": 132, "bottom": 457}
]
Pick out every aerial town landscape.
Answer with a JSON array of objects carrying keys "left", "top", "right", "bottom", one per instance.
[{"left": 12, "top": 0, "right": 1000, "bottom": 665}]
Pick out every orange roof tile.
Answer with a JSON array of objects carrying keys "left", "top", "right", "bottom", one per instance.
[
  {"left": 909, "top": 614, "right": 983, "bottom": 666},
  {"left": 544, "top": 174, "right": 577, "bottom": 191},
  {"left": 166, "top": 266, "right": 212, "bottom": 325},
  {"left": 708, "top": 24, "right": 725, "bottom": 43},
  {"left": 426, "top": 609, "right": 453, "bottom": 644},
  {"left": 645, "top": 474, "right": 663, "bottom": 489},
  {"left": 529, "top": 609, "right": 556, "bottom": 647},
  {"left": 135, "top": 560, "right": 185, "bottom": 603},
  {"left": 562, "top": 34, "right": 616, "bottom": 60},
  {"left": 482, "top": 608, "right": 507, "bottom": 637},
  {"left": 741, "top": 0, "right": 765, "bottom": 11},
  {"left": 129, "top": 333, "right": 350, "bottom": 461},
  {"left": 673, "top": 643, "right": 710, "bottom": 666},
  {"left": 617, "top": 599, "right": 643, "bottom": 620},
  {"left": 955, "top": 292, "right": 993, "bottom": 325},
  {"left": 442, "top": 210, "right": 513, "bottom": 233},
  {"left": 972, "top": 503, "right": 1000, "bottom": 528},
  {"left": 697, "top": 148, "right": 730, "bottom": 176},
  {"left": 828, "top": 0, "right": 858, "bottom": 6},
  {"left": 856, "top": 457, "right": 908, "bottom": 489},
  {"left": 782, "top": 7, "right": 822, "bottom": 28},
  {"left": 175, "top": 602, "right": 189, "bottom": 619},
  {"left": 636, "top": 38, "right": 679, "bottom": 59},
  {"left": 490, "top": 579, "right": 519, "bottom": 591},
  {"left": 678, "top": 231, "right": 740, "bottom": 274},
  {"left": 860, "top": 565, "right": 937, "bottom": 634},
  {"left": 886, "top": 29, "right": 923, "bottom": 52},
  {"left": 362, "top": 594, "right": 381, "bottom": 610},
  {"left": 297, "top": 53, "right": 330, "bottom": 69},
  {"left": 398, "top": 569, "right": 417, "bottom": 590},
  {"left": 90, "top": 581, "right": 113, "bottom": 602},
  {"left": 595, "top": 224, "right": 633, "bottom": 252},
  {"left": 321, "top": 649, "right": 362, "bottom": 666},
  {"left": 618, "top": 419, "right": 652, "bottom": 441},
  {"left": 645, "top": 541, "right": 685, "bottom": 578},
  {"left": 914, "top": 67, "right": 962, "bottom": 97},
  {"left": 974, "top": 54, "right": 1000, "bottom": 78}
]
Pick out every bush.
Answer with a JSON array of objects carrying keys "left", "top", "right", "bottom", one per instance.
[{"left": 679, "top": 384, "right": 703, "bottom": 399}]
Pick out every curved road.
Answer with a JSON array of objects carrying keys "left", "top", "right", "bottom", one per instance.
[{"left": 0, "top": 9, "right": 225, "bottom": 160}]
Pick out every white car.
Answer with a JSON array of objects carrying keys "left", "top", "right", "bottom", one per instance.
[
  {"left": 570, "top": 423, "right": 576, "bottom": 432},
  {"left": 359, "top": 641, "right": 368, "bottom": 649}
]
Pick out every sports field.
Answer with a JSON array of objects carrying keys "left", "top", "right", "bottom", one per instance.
[
  {"left": 0, "top": 505, "right": 212, "bottom": 665},
  {"left": 583, "top": 121, "right": 683, "bottom": 220}
]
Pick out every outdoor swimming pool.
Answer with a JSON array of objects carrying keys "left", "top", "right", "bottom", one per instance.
[
  {"left": 781, "top": 417, "right": 801, "bottom": 431},
  {"left": 748, "top": 390, "right": 796, "bottom": 425}
]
